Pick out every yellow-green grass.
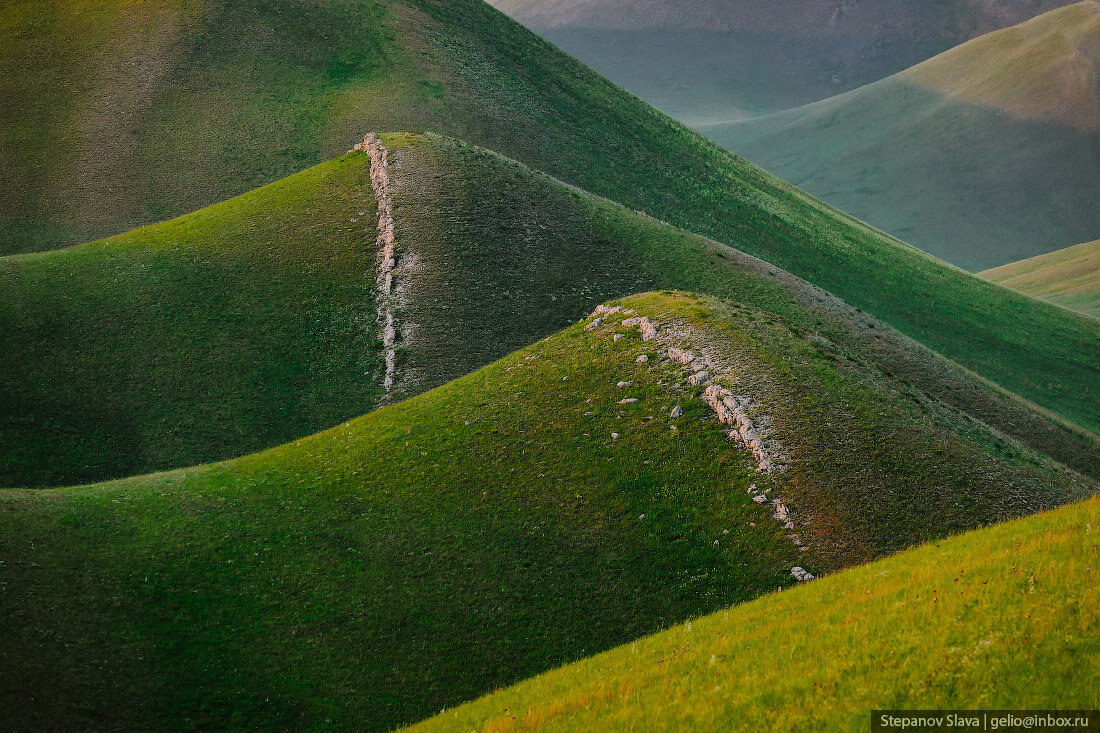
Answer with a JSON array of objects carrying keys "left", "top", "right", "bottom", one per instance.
[
  {"left": 1, "top": 292, "right": 1094, "bottom": 731},
  {"left": 705, "top": 2, "right": 1100, "bottom": 273},
  {"left": 411, "top": 494, "right": 1100, "bottom": 732},
  {"left": 6, "top": 132, "right": 1099, "bottom": 495},
  {"left": 2, "top": 0, "right": 1100, "bottom": 437},
  {"left": 981, "top": 239, "right": 1100, "bottom": 319}
]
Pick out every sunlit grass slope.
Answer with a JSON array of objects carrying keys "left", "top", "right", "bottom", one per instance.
[
  {"left": 981, "top": 239, "right": 1100, "bottom": 320},
  {"left": 1, "top": 292, "right": 1094, "bottom": 731},
  {"left": 412, "top": 495, "right": 1100, "bottom": 732},
  {"left": 7, "top": 132, "right": 1098, "bottom": 491},
  {"left": 2, "top": 0, "right": 1099, "bottom": 435},
  {"left": 0, "top": 154, "right": 384, "bottom": 488},
  {"left": 706, "top": 2, "right": 1100, "bottom": 272}
]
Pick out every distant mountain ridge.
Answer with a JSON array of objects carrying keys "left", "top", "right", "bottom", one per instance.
[
  {"left": 706, "top": 2, "right": 1100, "bottom": 271},
  {"left": 489, "top": 0, "right": 1080, "bottom": 121}
]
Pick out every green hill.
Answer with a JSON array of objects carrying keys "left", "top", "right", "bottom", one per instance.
[
  {"left": 412, "top": 493, "right": 1100, "bottom": 731},
  {"left": 2, "top": 291, "right": 1095, "bottom": 730},
  {"left": 5, "top": 133, "right": 1099, "bottom": 492},
  {"left": 2, "top": 0, "right": 1100, "bottom": 437},
  {"left": 981, "top": 239, "right": 1100, "bottom": 320},
  {"left": 705, "top": 2, "right": 1100, "bottom": 272},
  {"left": 489, "top": 0, "right": 1078, "bottom": 123}
]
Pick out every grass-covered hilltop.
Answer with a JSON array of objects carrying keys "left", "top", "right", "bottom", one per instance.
[
  {"left": 4, "top": 133, "right": 1099, "bottom": 490},
  {"left": 981, "top": 239, "right": 1100, "bottom": 320},
  {"left": 3, "top": 291, "right": 1096, "bottom": 730},
  {"left": 706, "top": 2, "right": 1100, "bottom": 272},
  {"left": 2, "top": 0, "right": 1099, "bottom": 445},
  {"left": 410, "top": 494, "right": 1100, "bottom": 732}
]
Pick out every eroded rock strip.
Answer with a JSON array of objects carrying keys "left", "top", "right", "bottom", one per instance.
[
  {"left": 354, "top": 133, "right": 399, "bottom": 391},
  {"left": 587, "top": 303, "right": 812, "bottom": 580}
]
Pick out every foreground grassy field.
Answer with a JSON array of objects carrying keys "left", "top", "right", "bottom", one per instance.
[
  {"left": 412, "top": 494, "right": 1100, "bottom": 731},
  {"left": 2, "top": 292, "right": 1093, "bottom": 730},
  {"left": 981, "top": 239, "right": 1100, "bottom": 320},
  {"left": 6, "top": 132, "right": 1098, "bottom": 492},
  {"left": 706, "top": 2, "right": 1100, "bottom": 272},
  {"left": 2, "top": 0, "right": 1099, "bottom": 436}
]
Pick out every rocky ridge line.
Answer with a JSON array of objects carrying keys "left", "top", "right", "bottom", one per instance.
[
  {"left": 586, "top": 303, "right": 814, "bottom": 582},
  {"left": 353, "top": 133, "right": 399, "bottom": 391}
]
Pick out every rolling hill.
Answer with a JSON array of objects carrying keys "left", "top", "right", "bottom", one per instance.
[
  {"left": 2, "top": 291, "right": 1096, "bottom": 730},
  {"left": 4, "top": 133, "right": 1099, "bottom": 492},
  {"left": 411, "top": 493, "right": 1100, "bottom": 731},
  {"left": 2, "top": 0, "right": 1099, "bottom": 443},
  {"left": 489, "top": 0, "right": 1080, "bottom": 124},
  {"left": 981, "top": 239, "right": 1100, "bottom": 319},
  {"left": 705, "top": 2, "right": 1100, "bottom": 272}
]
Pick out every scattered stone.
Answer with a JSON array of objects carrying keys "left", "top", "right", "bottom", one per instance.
[
  {"left": 611, "top": 432, "right": 620, "bottom": 439},
  {"left": 613, "top": 333, "right": 624, "bottom": 341},
  {"left": 752, "top": 495, "right": 768, "bottom": 504},
  {"left": 791, "top": 567, "right": 815, "bottom": 583},
  {"left": 670, "top": 405, "right": 683, "bottom": 418},
  {"left": 591, "top": 305, "right": 622, "bottom": 317},
  {"left": 713, "top": 540, "right": 720, "bottom": 548},
  {"left": 618, "top": 398, "right": 638, "bottom": 404},
  {"left": 722, "top": 529, "right": 729, "bottom": 535},
  {"left": 636, "top": 354, "right": 649, "bottom": 364},
  {"left": 638, "top": 514, "right": 645, "bottom": 520},
  {"left": 617, "top": 381, "right": 632, "bottom": 388},
  {"left": 687, "top": 370, "right": 711, "bottom": 386},
  {"left": 667, "top": 347, "right": 694, "bottom": 365},
  {"left": 585, "top": 318, "right": 604, "bottom": 331}
]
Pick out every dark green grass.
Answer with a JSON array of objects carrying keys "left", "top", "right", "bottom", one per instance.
[
  {"left": 2, "top": 0, "right": 1099, "bottom": 435},
  {"left": 1, "top": 292, "right": 1092, "bottom": 730},
  {"left": 412, "top": 494, "right": 1100, "bottom": 732},
  {"left": 0, "top": 154, "right": 383, "bottom": 487}
]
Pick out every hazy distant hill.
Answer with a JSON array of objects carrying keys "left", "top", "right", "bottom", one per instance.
[
  {"left": 982, "top": 239, "right": 1100, "bottom": 319},
  {"left": 706, "top": 2, "right": 1100, "bottom": 271},
  {"left": 489, "top": 0, "right": 1079, "bottom": 123}
]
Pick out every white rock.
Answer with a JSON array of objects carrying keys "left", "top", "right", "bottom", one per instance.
[
  {"left": 584, "top": 318, "right": 604, "bottom": 331},
  {"left": 613, "top": 333, "right": 624, "bottom": 341},
  {"left": 667, "top": 347, "right": 694, "bottom": 365},
  {"left": 617, "top": 381, "right": 632, "bottom": 388},
  {"left": 791, "top": 567, "right": 815, "bottom": 582},
  {"left": 618, "top": 398, "right": 638, "bottom": 404},
  {"left": 670, "top": 405, "right": 683, "bottom": 419},
  {"left": 611, "top": 432, "right": 620, "bottom": 439},
  {"left": 713, "top": 540, "right": 720, "bottom": 548},
  {"left": 636, "top": 354, "right": 649, "bottom": 364},
  {"left": 687, "top": 370, "right": 711, "bottom": 386},
  {"left": 591, "top": 304, "right": 622, "bottom": 317}
]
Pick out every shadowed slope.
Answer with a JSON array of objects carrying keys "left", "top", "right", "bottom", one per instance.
[
  {"left": 5, "top": 132, "right": 1098, "bottom": 491},
  {"left": 1, "top": 291, "right": 1094, "bottom": 731},
  {"left": 981, "top": 239, "right": 1100, "bottom": 319},
  {"left": 411, "top": 494, "right": 1100, "bottom": 732},
  {"left": 2, "top": 0, "right": 1099, "bottom": 436},
  {"left": 706, "top": 2, "right": 1100, "bottom": 271}
]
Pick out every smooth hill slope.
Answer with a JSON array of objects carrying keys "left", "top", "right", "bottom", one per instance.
[
  {"left": 412, "top": 494, "right": 1100, "bottom": 732},
  {"left": 6, "top": 132, "right": 1100, "bottom": 491},
  {"left": 981, "top": 239, "right": 1100, "bottom": 319},
  {"left": 2, "top": 1, "right": 1099, "bottom": 438},
  {"left": 2, "top": 291, "right": 1095, "bottom": 731},
  {"left": 706, "top": 2, "right": 1100, "bottom": 272},
  {"left": 490, "top": 0, "right": 1079, "bottom": 123},
  {"left": 0, "top": 154, "right": 387, "bottom": 488}
]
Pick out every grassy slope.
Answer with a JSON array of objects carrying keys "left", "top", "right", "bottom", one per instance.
[
  {"left": 705, "top": 2, "right": 1100, "bottom": 272},
  {"left": 981, "top": 239, "right": 1100, "bottom": 320},
  {"left": 488, "top": 0, "right": 1077, "bottom": 123},
  {"left": 412, "top": 495, "right": 1100, "bottom": 732},
  {"left": 0, "top": 154, "right": 384, "bottom": 487},
  {"left": 9, "top": 131, "right": 1098, "bottom": 495},
  {"left": 1, "top": 292, "right": 1094, "bottom": 731},
  {"left": 1, "top": 0, "right": 1098, "bottom": 436}
]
